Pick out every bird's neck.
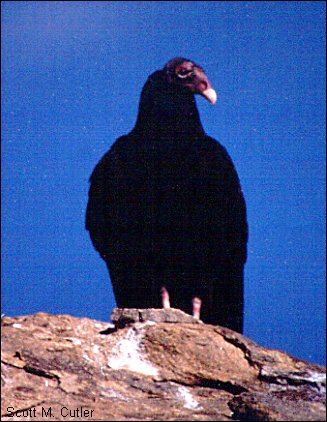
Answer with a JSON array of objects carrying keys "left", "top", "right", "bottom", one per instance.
[{"left": 132, "top": 88, "right": 205, "bottom": 140}]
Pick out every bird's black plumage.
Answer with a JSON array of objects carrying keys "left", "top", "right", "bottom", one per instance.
[{"left": 86, "top": 59, "right": 248, "bottom": 332}]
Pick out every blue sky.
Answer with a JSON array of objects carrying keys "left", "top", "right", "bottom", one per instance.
[{"left": 2, "top": 1, "right": 326, "bottom": 365}]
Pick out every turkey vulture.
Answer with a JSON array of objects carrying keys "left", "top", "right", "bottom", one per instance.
[{"left": 86, "top": 58, "right": 248, "bottom": 333}]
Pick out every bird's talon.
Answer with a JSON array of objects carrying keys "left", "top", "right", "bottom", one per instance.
[
  {"left": 192, "top": 297, "right": 202, "bottom": 320},
  {"left": 161, "top": 287, "right": 170, "bottom": 309}
]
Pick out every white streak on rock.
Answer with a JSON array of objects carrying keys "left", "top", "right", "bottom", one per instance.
[
  {"left": 177, "top": 386, "right": 202, "bottom": 410},
  {"left": 92, "top": 345, "right": 100, "bottom": 354},
  {"left": 299, "top": 372, "right": 326, "bottom": 393},
  {"left": 108, "top": 327, "right": 158, "bottom": 376},
  {"left": 64, "top": 337, "right": 82, "bottom": 345},
  {"left": 83, "top": 353, "right": 93, "bottom": 363},
  {"left": 306, "top": 372, "right": 326, "bottom": 384},
  {"left": 100, "top": 388, "right": 129, "bottom": 401}
]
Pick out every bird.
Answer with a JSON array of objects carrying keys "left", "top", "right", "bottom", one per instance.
[{"left": 86, "top": 57, "right": 248, "bottom": 333}]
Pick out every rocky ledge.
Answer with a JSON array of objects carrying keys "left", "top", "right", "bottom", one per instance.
[{"left": 1, "top": 309, "right": 326, "bottom": 421}]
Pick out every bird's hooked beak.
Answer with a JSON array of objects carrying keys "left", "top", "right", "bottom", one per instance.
[
  {"left": 201, "top": 87, "right": 217, "bottom": 105},
  {"left": 195, "top": 71, "right": 217, "bottom": 105}
]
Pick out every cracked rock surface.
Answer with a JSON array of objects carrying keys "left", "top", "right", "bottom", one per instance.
[{"left": 1, "top": 310, "right": 326, "bottom": 421}]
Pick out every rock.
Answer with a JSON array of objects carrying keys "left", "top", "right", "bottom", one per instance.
[
  {"left": 1, "top": 310, "right": 325, "bottom": 421},
  {"left": 230, "top": 391, "right": 326, "bottom": 421},
  {"left": 111, "top": 307, "right": 203, "bottom": 327}
]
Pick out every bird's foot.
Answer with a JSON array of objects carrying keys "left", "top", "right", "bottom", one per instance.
[
  {"left": 160, "top": 287, "right": 170, "bottom": 309},
  {"left": 192, "top": 297, "right": 202, "bottom": 320}
]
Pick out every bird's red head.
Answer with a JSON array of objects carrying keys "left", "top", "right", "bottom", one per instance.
[{"left": 164, "top": 57, "right": 217, "bottom": 105}]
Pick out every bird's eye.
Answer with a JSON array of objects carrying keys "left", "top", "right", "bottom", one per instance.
[{"left": 176, "top": 70, "right": 195, "bottom": 80}]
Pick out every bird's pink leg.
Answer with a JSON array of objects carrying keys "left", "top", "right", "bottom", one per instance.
[
  {"left": 160, "top": 287, "right": 170, "bottom": 309},
  {"left": 192, "top": 297, "right": 202, "bottom": 320}
]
